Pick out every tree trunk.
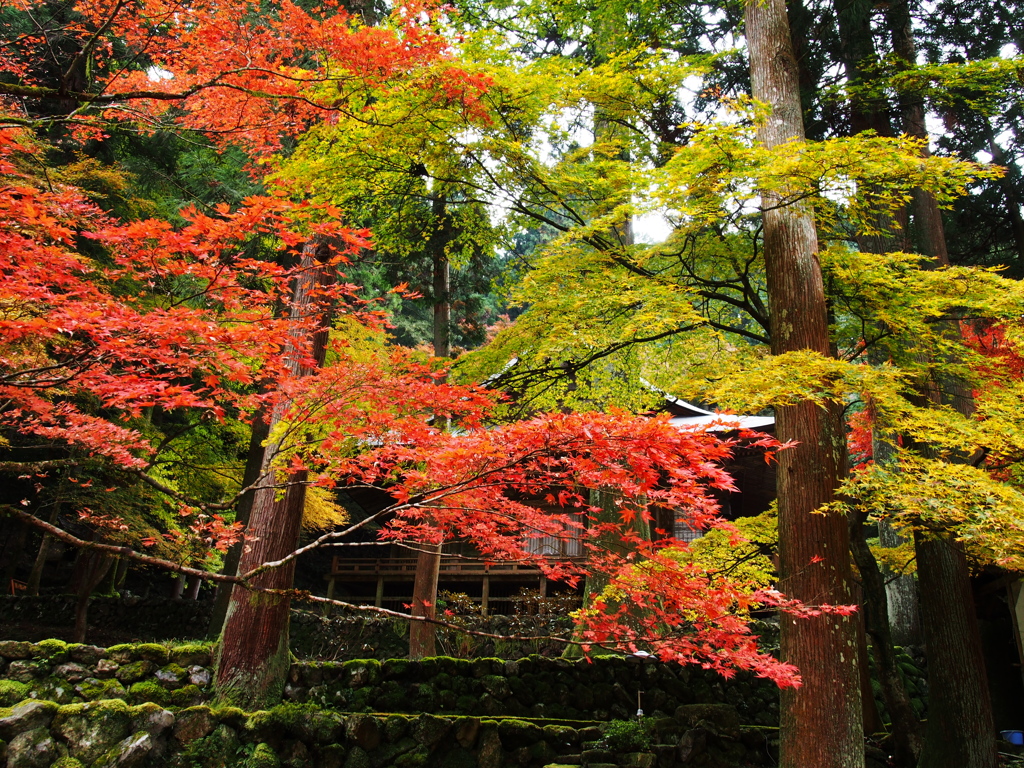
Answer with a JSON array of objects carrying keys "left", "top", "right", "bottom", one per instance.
[
  {"left": 745, "top": 1, "right": 864, "bottom": 766},
  {"left": 409, "top": 542, "right": 442, "bottom": 659},
  {"left": 408, "top": 193, "right": 453, "bottom": 658},
  {"left": 850, "top": 505, "right": 923, "bottom": 766},
  {"left": 27, "top": 491, "right": 65, "bottom": 595},
  {"left": 1, "top": 520, "right": 28, "bottom": 590},
  {"left": 985, "top": 123, "right": 1024, "bottom": 266},
  {"left": 887, "top": 0, "right": 948, "bottom": 266},
  {"left": 71, "top": 551, "right": 113, "bottom": 643},
  {"left": 885, "top": 8, "right": 998, "bottom": 766},
  {"left": 915, "top": 531, "right": 998, "bottom": 768},
  {"left": 208, "top": 403, "right": 272, "bottom": 637},
  {"left": 215, "top": 239, "right": 337, "bottom": 709}
]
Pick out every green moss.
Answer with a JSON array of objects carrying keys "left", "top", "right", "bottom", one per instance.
[
  {"left": 497, "top": 718, "right": 543, "bottom": 747},
  {"left": 34, "top": 676, "right": 75, "bottom": 705},
  {"left": 170, "top": 684, "right": 205, "bottom": 708},
  {"left": 134, "top": 644, "right": 169, "bottom": 664},
  {"left": 381, "top": 659, "right": 411, "bottom": 679},
  {"left": 384, "top": 714, "right": 411, "bottom": 742},
  {"left": 0, "top": 680, "right": 30, "bottom": 706},
  {"left": 156, "top": 663, "right": 188, "bottom": 688},
  {"left": 74, "top": 677, "right": 127, "bottom": 702},
  {"left": 31, "top": 639, "right": 69, "bottom": 660},
  {"left": 106, "top": 644, "right": 135, "bottom": 660},
  {"left": 116, "top": 660, "right": 155, "bottom": 684},
  {"left": 239, "top": 742, "right": 280, "bottom": 768},
  {"left": 52, "top": 758, "right": 85, "bottom": 768},
  {"left": 210, "top": 706, "right": 247, "bottom": 730},
  {"left": 128, "top": 680, "right": 169, "bottom": 706},
  {"left": 341, "top": 659, "right": 381, "bottom": 686},
  {"left": 170, "top": 643, "right": 213, "bottom": 666},
  {"left": 394, "top": 747, "right": 430, "bottom": 767}
]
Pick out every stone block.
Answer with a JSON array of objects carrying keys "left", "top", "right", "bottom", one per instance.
[{"left": 0, "top": 700, "right": 58, "bottom": 741}]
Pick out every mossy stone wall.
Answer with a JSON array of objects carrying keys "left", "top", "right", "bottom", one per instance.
[{"left": 0, "top": 641, "right": 781, "bottom": 726}]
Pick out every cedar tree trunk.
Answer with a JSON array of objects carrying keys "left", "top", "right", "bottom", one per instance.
[
  {"left": 208, "top": 404, "right": 271, "bottom": 637},
  {"left": 408, "top": 193, "right": 452, "bottom": 659},
  {"left": 915, "top": 531, "right": 997, "bottom": 768},
  {"left": 215, "top": 240, "right": 336, "bottom": 709},
  {"left": 745, "top": 0, "right": 864, "bottom": 766}
]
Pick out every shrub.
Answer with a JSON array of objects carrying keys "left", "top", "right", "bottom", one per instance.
[{"left": 602, "top": 718, "right": 657, "bottom": 752}]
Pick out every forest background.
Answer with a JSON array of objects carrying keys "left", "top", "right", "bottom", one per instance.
[{"left": 2, "top": 0, "right": 1024, "bottom": 767}]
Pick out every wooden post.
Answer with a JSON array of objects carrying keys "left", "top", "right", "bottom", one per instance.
[
  {"left": 481, "top": 576, "right": 490, "bottom": 617},
  {"left": 375, "top": 577, "right": 384, "bottom": 608}
]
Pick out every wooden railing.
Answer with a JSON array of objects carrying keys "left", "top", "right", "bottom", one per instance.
[{"left": 329, "top": 556, "right": 586, "bottom": 579}]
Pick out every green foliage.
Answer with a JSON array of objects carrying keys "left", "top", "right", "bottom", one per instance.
[
  {"left": 679, "top": 510, "right": 778, "bottom": 589},
  {"left": 601, "top": 718, "right": 657, "bottom": 752},
  {"left": 237, "top": 743, "right": 280, "bottom": 768}
]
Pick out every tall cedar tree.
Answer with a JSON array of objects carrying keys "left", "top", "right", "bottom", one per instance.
[{"left": 745, "top": 1, "right": 864, "bottom": 767}]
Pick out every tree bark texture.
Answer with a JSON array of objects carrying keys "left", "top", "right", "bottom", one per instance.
[
  {"left": 208, "top": 405, "right": 271, "bottom": 637},
  {"left": 407, "top": 194, "right": 453, "bottom": 658},
  {"left": 915, "top": 531, "right": 998, "bottom": 768},
  {"left": 746, "top": 0, "right": 864, "bottom": 765},
  {"left": 71, "top": 550, "right": 113, "bottom": 643},
  {"left": 887, "top": 0, "right": 949, "bottom": 266},
  {"left": 215, "top": 240, "right": 337, "bottom": 709},
  {"left": 849, "top": 505, "right": 923, "bottom": 766},
  {"left": 409, "top": 542, "right": 442, "bottom": 659}
]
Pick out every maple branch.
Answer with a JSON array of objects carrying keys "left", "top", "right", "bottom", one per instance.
[
  {"left": 1, "top": 505, "right": 243, "bottom": 585},
  {"left": 63, "top": 0, "right": 127, "bottom": 85},
  {"left": 0, "top": 459, "right": 79, "bottom": 473}
]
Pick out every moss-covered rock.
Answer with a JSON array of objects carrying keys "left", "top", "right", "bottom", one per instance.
[
  {"left": 105, "top": 645, "right": 136, "bottom": 665},
  {"left": 52, "top": 699, "right": 132, "bottom": 764},
  {"left": 169, "top": 644, "right": 212, "bottom": 668},
  {"left": 52, "top": 757, "right": 85, "bottom": 768},
  {"left": 151, "top": 663, "right": 187, "bottom": 688},
  {"left": 345, "top": 713, "right": 381, "bottom": 750},
  {"left": 129, "top": 702, "right": 175, "bottom": 737},
  {"left": 0, "top": 641, "right": 32, "bottom": 660},
  {"left": 128, "top": 680, "right": 169, "bottom": 706},
  {"left": 67, "top": 644, "right": 107, "bottom": 666},
  {"left": 342, "top": 660, "right": 380, "bottom": 687},
  {"left": 173, "top": 706, "right": 217, "bottom": 744},
  {"left": 74, "top": 676, "right": 127, "bottom": 702},
  {"left": 381, "top": 658, "right": 411, "bottom": 680},
  {"left": 31, "top": 639, "right": 69, "bottom": 662},
  {"left": 7, "top": 726, "right": 63, "bottom": 768},
  {"left": 169, "top": 684, "right": 205, "bottom": 708},
  {"left": 393, "top": 746, "right": 431, "bottom": 767},
  {"left": 243, "top": 742, "right": 281, "bottom": 768},
  {"left": 412, "top": 713, "right": 452, "bottom": 747},
  {"left": 93, "top": 730, "right": 154, "bottom": 768},
  {"left": 7, "top": 659, "right": 49, "bottom": 682},
  {"left": 52, "top": 662, "right": 91, "bottom": 683},
  {"left": 133, "top": 644, "right": 169, "bottom": 664},
  {"left": 33, "top": 675, "right": 75, "bottom": 705},
  {"left": 0, "top": 699, "right": 59, "bottom": 741},
  {"left": 115, "top": 660, "right": 156, "bottom": 684},
  {"left": 497, "top": 718, "right": 543, "bottom": 749},
  {"left": 0, "top": 679, "right": 30, "bottom": 707}
]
